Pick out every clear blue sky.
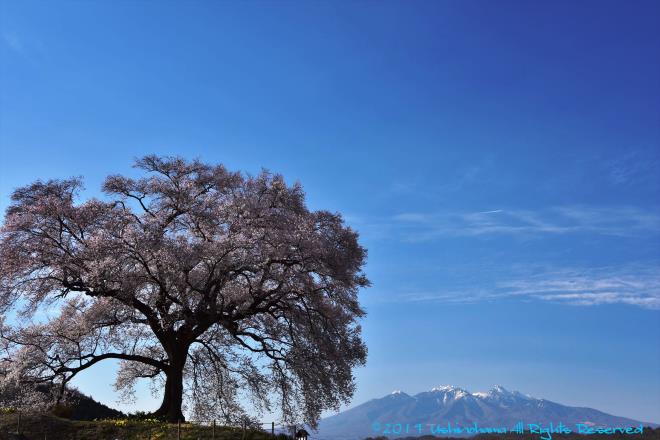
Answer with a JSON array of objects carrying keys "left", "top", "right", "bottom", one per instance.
[{"left": 1, "top": 0, "right": 659, "bottom": 424}]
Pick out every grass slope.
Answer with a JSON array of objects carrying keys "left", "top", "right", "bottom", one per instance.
[{"left": 0, "top": 413, "right": 289, "bottom": 440}]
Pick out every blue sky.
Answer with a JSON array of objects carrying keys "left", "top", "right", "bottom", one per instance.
[{"left": 1, "top": 0, "right": 659, "bottom": 423}]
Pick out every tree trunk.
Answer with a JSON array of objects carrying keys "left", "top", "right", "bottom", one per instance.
[{"left": 153, "top": 353, "right": 187, "bottom": 422}]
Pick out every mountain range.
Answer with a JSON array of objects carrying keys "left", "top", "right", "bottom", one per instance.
[{"left": 315, "top": 385, "right": 656, "bottom": 440}]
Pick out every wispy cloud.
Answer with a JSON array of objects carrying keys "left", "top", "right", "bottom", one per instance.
[
  {"left": 2, "top": 32, "right": 24, "bottom": 54},
  {"left": 1, "top": 31, "right": 44, "bottom": 64},
  {"left": 388, "top": 164, "right": 487, "bottom": 197},
  {"left": 500, "top": 266, "right": 660, "bottom": 309},
  {"left": 390, "top": 264, "right": 660, "bottom": 310},
  {"left": 390, "top": 205, "right": 660, "bottom": 241},
  {"left": 605, "top": 148, "right": 659, "bottom": 187}
]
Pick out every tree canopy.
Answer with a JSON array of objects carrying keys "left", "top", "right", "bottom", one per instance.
[{"left": 0, "top": 156, "right": 369, "bottom": 425}]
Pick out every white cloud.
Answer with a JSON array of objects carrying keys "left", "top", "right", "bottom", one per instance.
[
  {"left": 390, "top": 265, "right": 660, "bottom": 310},
  {"left": 389, "top": 205, "right": 660, "bottom": 241}
]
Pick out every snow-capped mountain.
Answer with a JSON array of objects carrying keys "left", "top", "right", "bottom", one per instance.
[{"left": 315, "top": 385, "right": 656, "bottom": 440}]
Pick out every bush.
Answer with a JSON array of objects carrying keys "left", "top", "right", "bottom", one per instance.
[
  {"left": 51, "top": 403, "right": 74, "bottom": 419},
  {"left": 123, "top": 410, "right": 163, "bottom": 422}
]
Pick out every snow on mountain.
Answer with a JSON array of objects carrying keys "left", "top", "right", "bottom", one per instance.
[{"left": 315, "top": 385, "right": 656, "bottom": 440}]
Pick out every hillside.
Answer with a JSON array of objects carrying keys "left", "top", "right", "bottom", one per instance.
[
  {"left": 63, "top": 388, "right": 126, "bottom": 421},
  {"left": 0, "top": 382, "right": 124, "bottom": 422}
]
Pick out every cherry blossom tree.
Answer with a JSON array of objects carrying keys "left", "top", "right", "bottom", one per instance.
[{"left": 0, "top": 156, "right": 369, "bottom": 424}]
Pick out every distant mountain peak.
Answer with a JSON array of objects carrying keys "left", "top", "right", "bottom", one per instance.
[
  {"left": 429, "top": 385, "right": 467, "bottom": 393},
  {"left": 491, "top": 384, "right": 509, "bottom": 393},
  {"left": 317, "top": 385, "right": 656, "bottom": 440},
  {"left": 425, "top": 384, "right": 523, "bottom": 399},
  {"left": 426, "top": 385, "right": 471, "bottom": 402},
  {"left": 483, "top": 384, "right": 533, "bottom": 400},
  {"left": 387, "top": 390, "right": 410, "bottom": 398}
]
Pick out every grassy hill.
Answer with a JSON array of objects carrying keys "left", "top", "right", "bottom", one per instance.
[{"left": 0, "top": 412, "right": 289, "bottom": 440}]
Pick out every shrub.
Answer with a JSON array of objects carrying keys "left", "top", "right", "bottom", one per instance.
[{"left": 51, "top": 403, "right": 74, "bottom": 419}]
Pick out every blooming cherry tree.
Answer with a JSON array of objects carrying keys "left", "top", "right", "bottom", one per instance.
[{"left": 0, "top": 156, "right": 369, "bottom": 424}]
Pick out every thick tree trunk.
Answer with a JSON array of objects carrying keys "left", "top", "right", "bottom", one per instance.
[{"left": 153, "top": 351, "right": 187, "bottom": 422}]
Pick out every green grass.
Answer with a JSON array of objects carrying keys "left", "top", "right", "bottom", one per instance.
[{"left": 0, "top": 412, "right": 289, "bottom": 440}]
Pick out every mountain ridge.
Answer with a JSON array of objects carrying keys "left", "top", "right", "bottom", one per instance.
[{"left": 315, "top": 385, "right": 657, "bottom": 440}]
